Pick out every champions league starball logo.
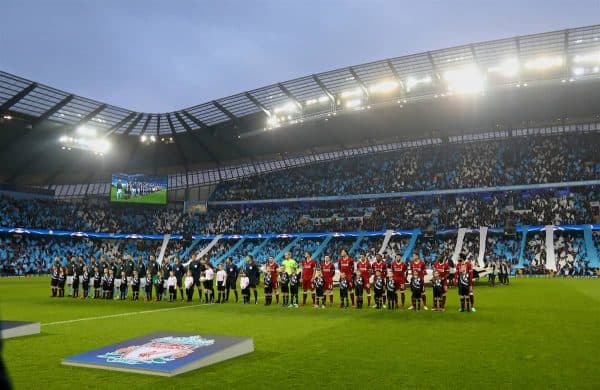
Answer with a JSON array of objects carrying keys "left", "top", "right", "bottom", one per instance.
[{"left": 97, "top": 336, "right": 215, "bottom": 365}]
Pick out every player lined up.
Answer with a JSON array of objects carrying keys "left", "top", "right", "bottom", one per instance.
[{"left": 49, "top": 251, "right": 476, "bottom": 312}]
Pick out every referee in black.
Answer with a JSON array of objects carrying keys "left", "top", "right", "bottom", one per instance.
[
  {"left": 189, "top": 255, "right": 204, "bottom": 301},
  {"left": 245, "top": 255, "right": 260, "bottom": 304},
  {"left": 173, "top": 257, "right": 185, "bottom": 301},
  {"left": 225, "top": 257, "right": 239, "bottom": 303}
]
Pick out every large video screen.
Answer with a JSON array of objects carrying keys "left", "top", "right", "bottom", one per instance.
[{"left": 110, "top": 173, "right": 167, "bottom": 205}]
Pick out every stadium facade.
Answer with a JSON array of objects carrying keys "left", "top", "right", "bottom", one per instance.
[
  {"left": 0, "top": 24, "right": 599, "bottom": 200},
  {"left": 0, "top": 25, "right": 599, "bottom": 277}
]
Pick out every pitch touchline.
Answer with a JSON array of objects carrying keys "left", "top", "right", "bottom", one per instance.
[{"left": 41, "top": 303, "right": 212, "bottom": 326}]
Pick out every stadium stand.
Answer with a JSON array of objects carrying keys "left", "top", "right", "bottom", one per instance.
[
  {"left": 210, "top": 133, "right": 599, "bottom": 201},
  {"left": 1, "top": 24, "right": 600, "bottom": 277}
]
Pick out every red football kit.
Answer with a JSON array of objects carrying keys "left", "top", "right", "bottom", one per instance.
[
  {"left": 410, "top": 260, "right": 427, "bottom": 281},
  {"left": 356, "top": 260, "right": 372, "bottom": 288},
  {"left": 266, "top": 261, "right": 279, "bottom": 288},
  {"left": 433, "top": 260, "right": 449, "bottom": 289},
  {"left": 320, "top": 261, "right": 335, "bottom": 290},
  {"left": 372, "top": 260, "right": 387, "bottom": 276},
  {"left": 391, "top": 260, "right": 408, "bottom": 286},
  {"left": 454, "top": 260, "right": 473, "bottom": 284},
  {"left": 338, "top": 257, "right": 355, "bottom": 288},
  {"left": 301, "top": 259, "right": 317, "bottom": 290}
]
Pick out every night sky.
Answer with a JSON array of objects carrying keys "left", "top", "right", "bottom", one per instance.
[{"left": 1, "top": 0, "right": 598, "bottom": 112}]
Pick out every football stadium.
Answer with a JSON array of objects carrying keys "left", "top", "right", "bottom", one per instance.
[{"left": 1, "top": 3, "right": 600, "bottom": 389}]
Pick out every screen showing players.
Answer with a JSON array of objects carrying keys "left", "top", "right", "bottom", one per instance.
[{"left": 110, "top": 173, "right": 167, "bottom": 205}]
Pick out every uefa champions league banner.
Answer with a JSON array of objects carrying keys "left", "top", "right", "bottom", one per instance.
[
  {"left": 0, "top": 226, "right": 417, "bottom": 240},
  {"left": 1, "top": 225, "right": 598, "bottom": 241},
  {"left": 62, "top": 332, "right": 254, "bottom": 376}
]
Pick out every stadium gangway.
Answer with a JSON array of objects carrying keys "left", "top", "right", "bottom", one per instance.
[
  {"left": 378, "top": 230, "right": 395, "bottom": 255},
  {"left": 451, "top": 228, "right": 467, "bottom": 264},
  {"left": 311, "top": 235, "right": 333, "bottom": 261},
  {"left": 544, "top": 226, "right": 557, "bottom": 271},
  {"left": 249, "top": 237, "right": 271, "bottom": 258},
  {"left": 216, "top": 237, "right": 246, "bottom": 265},
  {"left": 477, "top": 227, "right": 488, "bottom": 268},
  {"left": 583, "top": 225, "right": 600, "bottom": 267},
  {"left": 348, "top": 235, "right": 365, "bottom": 258},
  {"left": 181, "top": 237, "right": 204, "bottom": 259},
  {"left": 517, "top": 227, "right": 529, "bottom": 268},
  {"left": 156, "top": 234, "right": 171, "bottom": 265},
  {"left": 275, "top": 236, "right": 303, "bottom": 264},
  {"left": 401, "top": 230, "right": 420, "bottom": 262}
]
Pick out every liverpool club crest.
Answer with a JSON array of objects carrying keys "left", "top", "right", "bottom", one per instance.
[{"left": 97, "top": 335, "right": 215, "bottom": 365}]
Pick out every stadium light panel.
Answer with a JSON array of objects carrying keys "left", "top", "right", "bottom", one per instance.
[
  {"left": 305, "top": 95, "right": 329, "bottom": 106},
  {"left": 150, "top": 135, "right": 156, "bottom": 142},
  {"left": 573, "top": 52, "right": 600, "bottom": 64},
  {"left": 443, "top": 65, "right": 485, "bottom": 94},
  {"left": 487, "top": 58, "right": 519, "bottom": 77},
  {"left": 345, "top": 98, "right": 362, "bottom": 108},
  {"left": 340, "top": 88, "right": 363, "bottom": 99},
  {"left": 88, "top": 139, "right": 110, "bottom": 154},
  {"left": 140, "top": 135, "right": 147, "bottom": 142},
  {"left": 76, "top": 125, "right": 97, "bottom": 137},
  {"left": 267, "top": 116, "right": 280, "bottom": 128},
  {"left": 524, "top": 56, "right": 564, "bottom": 70},
  {"left": 273, "top": 101, "right": 298, "bottom": 114},
  {"left": 369, "top": 80, "right": 399, "bottom": 94},
  {"left": 405, "top": 76, "right": 432, "bottom": 92},
  {"left": 3, "top": 115, "right": 12, "bottom": 120}
]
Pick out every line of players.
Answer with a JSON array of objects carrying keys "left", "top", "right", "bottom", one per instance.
[
  {"left": 264, "top": 250, "right": 475, "bottom": 312},
  {"left": 49, "top": 249, "right": 476, "bottom": 312}
]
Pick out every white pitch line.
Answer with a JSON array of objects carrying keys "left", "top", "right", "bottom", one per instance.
[{"left": 42, "top": 303, "right": 212, "bottom": 326}]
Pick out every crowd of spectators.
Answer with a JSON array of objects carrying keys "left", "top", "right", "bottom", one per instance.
[
  {"left": 484, "top": 234, "right": 519, "bottom": 267},
  {"left": 211, "top": 133, "right": 600, "bottom": 201},
  {"left": 1, "top": 132, "right": 598, "bottom": 276},
  {"left": 554, "top": 232, "right": 594, "bottom": 276},
  {"left": 414, "top": 234, "right": 456, "bottom": 267},
  {"left": 522, "top": 234, "right": 547, "bottom": 275},
  {"left": 1, "top": 187, "right": 597, "bottom": 237}
]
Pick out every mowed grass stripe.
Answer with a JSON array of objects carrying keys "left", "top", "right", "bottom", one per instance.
[
  {"left": 1, "top": 277, "right": 598, "bottom": 389},
  {"left": 42, "top": 302, "right": 212, "bottom": 326}
]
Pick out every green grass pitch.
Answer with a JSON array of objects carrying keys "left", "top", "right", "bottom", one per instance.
[
  {"left": 1, "top": 277, "right": 598, "bottom": 389},
  {"left": 110, "top": 187, "right": 167, "bottom": 204}
]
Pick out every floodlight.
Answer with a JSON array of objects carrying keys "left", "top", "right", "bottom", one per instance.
[
  {"left": 340, "top": 88, "right": 363, "bottom": 99},
  {"left": 573, "top": 52, "right": 600, "bottom": 64},
  {"left": 487, "top": 58, "right": 519, "bottom": 77},
  {"left": 274, "top": 101, "right": 298, "bottom": 114},
  {"left": 140, "top": 135, "right": 147, "bottom": 142},
  {"left": 405, "top": 76, "right": 432, "bottom": 92},
  {"left": 524, "top": 56, "right": 563, "bottom": 70},
  {"left": 345, "top": 99, "right": 362, "bottom": 108},
  {"left": 76, "top": 125, "right": 96, "bottom": 136},
  {"left": 443, "top": 65, "right": 485, "bottom": 94},
  {"left": 369, "top": 80, "right": 399, "bottom": 94}
]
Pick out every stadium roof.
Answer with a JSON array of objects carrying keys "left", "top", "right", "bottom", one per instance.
[
  {"left": 1, "top": 24, "right": 600, "bottom": 185},
  {"left": 2, "top": 24, "right": 600, "bottom": 136}
]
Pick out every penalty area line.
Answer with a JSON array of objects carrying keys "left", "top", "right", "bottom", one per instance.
[{"left": 41, "top": 303, "right": 212, "bottom": 326}]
